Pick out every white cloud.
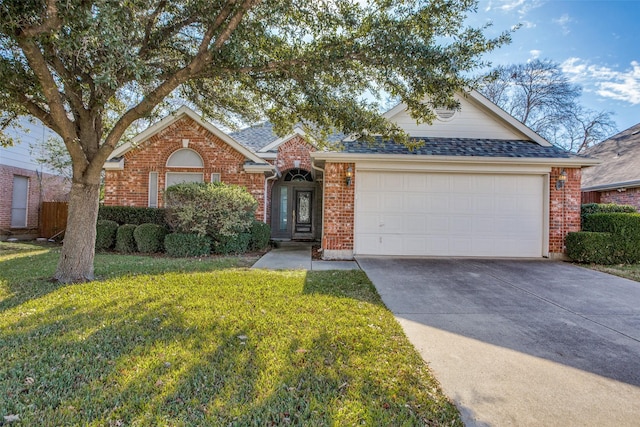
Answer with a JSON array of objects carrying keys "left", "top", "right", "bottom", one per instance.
[
  {"left": 529, "top": 49, "right": 541, "bottom": 59},
  {"left": 561, "top": 58, "right": 640, "bottom": 105},
  {"left": 553, "top": 13, "right": 572, "bottom": 35},
  {"left": 487, "top": 0, "right": 545, "bottom": 17}
]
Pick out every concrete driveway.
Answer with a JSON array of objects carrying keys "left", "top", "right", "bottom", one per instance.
[{"left": 357, "top": 258, "right": 640, "bottom": 426}]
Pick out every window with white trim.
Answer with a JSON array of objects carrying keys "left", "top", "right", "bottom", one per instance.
[
  {"left": 166, "top": 148, "right": 204, "bottom": 168},
  {"left": 210, "top": 173, "right": 221, "bottom": 183},
  {"left": 165, "top": 172, "right": 204, "bottom": 188},
  {"left": 148, "top": 172, "right": 158, "bottom": 207},
  {"left": 11, "top": 175, "right": 29, "bottom": 228}
]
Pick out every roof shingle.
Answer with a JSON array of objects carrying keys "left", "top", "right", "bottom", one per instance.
[{"left": 340, "top": 137, "right": 575, "bottom": 158}]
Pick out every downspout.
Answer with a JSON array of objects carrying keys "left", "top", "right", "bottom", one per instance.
[
  {"left": 311, "top": 159, "right": 325, "bottom": 248},
  {"left": 263, "top": 168, "right": 279, "bottom": 224}
]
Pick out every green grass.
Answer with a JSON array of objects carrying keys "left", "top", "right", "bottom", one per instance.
[{"left": 0, "top": 242, "right": 461, "bottom": 426}]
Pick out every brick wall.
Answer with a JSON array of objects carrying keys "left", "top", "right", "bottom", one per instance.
[
  {"left": 600, "top": 187, "right": 640, "bottom": 210},
  {"left": 0, "top": 164, "right": 70, "bottom": 233},
  {"left": 549, "top": 167, "right": 581, "bottom": 254},
  {"left": 104, "top": 116, "right": 266, "bottom": 220},
  {"left": 322, "top": 162, "right": 355, "bottom": 259},
  {"left": 276, "top": 136, "right": 316, "bottom": 173}
]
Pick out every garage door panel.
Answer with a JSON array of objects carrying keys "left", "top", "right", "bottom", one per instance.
[{"left": 355, "top": 171, "right": 544, "bottom": 257}]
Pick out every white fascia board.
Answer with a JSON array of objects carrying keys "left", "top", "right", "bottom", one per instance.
[
  {"left": 582, "top": 180, "right": 640, "bottom": 192},
  {"left": 257, "top": 152, "right": 277, "bottom": 160},
  {"left": 103, "top": 158, "right": 124, "bottom": 170},
  {"left": 310, "top": 151, "right": 600, "bottom": 168},
  {"left": 108, "top": 106, "right": 266, "bottom": 165},
  {"left": 243, "top": 163, "right": 275, "bottom": 173},
  {"left": 258, "top": 127, "right": 307, "bottom": 153}
]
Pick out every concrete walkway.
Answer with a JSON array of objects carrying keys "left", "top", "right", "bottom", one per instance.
[
  {"left": 358, "top": 257, "right": 640, "bottom": 427},
  {"left": 251, "top": 242, "right": 360, "bottom": 270}
]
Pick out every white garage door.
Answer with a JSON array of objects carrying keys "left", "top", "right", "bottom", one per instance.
[{"left": 355, "top": 171, "right": 544, "bottom": 257}]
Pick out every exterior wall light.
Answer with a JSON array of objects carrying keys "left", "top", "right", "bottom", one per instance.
[
  {"left": 346, "top": 166, "right": 353, "bottom": 186},
  {"left": 556, "top": 169, "right": 567, "bottom": 190}
]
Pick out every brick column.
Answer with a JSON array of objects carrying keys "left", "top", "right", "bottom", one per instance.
[
  {"left": 322, "top": 162, "right": 355, "bottom": 259},
  {"left": 549, "top": 167, "right": 581, "bottom": 255}
]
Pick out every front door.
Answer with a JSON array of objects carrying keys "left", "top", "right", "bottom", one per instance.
[
  {"left": 293, "top": 189, "right": 313, "bottom": 237},
  {"left": 270, "top": 170, "right": 317, "bottom": 240}
]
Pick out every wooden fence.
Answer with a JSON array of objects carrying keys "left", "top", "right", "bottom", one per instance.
[
  {"left": 581, "top": 191, "right": 601, "bottom": 205},
  {"left": 40, "top": 202, "right": 68, "bottom": 239}
]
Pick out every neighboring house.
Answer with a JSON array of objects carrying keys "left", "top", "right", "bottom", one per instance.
[
  {"left": 581, "top": 123, "right": 640, "bottom": 208},
  {"left": 104, "top": 90, "right": 597, "bottom": 259},
  {"left": 0, "top": 120, "right": 70, "bottom": 239}
]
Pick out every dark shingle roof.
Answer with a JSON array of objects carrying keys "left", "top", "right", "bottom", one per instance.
[
  {"left": 581, "top": 123, "right": 640, "bottom": 189},
  {"left": 340, "top": 137, "right": 574, "bottom": 158},
  {"left": 230, "top": 122, "right": 278, "bottom": 152}
]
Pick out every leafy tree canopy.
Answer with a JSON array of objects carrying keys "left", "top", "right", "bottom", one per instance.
[{"left": 0, "top": 0, "right": 509, "bottom": 282}]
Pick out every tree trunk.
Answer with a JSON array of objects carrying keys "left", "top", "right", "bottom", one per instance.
[{"left": 54, "top": 181, "right": 100, "bottom": 283}]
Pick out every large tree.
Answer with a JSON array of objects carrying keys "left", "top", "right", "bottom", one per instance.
[
  {"left": 0, "top": 0, "right": 508, "bottom": 282},
  {"left": 480, "top": 59, "right": 617, "bottom": 152}
]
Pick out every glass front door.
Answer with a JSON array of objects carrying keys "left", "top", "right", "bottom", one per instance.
[{"left": 294, "top": 190, "right": 312, "bottom": 233}]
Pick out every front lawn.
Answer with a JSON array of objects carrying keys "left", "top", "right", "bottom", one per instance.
[{"left": 0, "top": 242, "right": 461, "bottom": 426}]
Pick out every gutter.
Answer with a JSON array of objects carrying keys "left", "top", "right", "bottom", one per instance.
[
  {"left": 310, "top": 151, "right": 600, "bottom": 167},
  {"left": 582, "top": 179, "right": 640, "bottom": 192}
]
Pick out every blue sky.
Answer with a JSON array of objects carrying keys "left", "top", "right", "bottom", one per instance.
[{"left": 467, "top": 0, "right": 640, "bottom": 133}]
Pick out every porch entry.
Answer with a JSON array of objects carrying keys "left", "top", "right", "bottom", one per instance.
[{"left": 271, "top": 168, "right": 318, "bottom": 240}]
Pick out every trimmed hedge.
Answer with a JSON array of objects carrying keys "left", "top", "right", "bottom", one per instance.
[
  {"left": 581, "top": 203, "right": 636, "bottom": 224},
  {"left": 99, "top": 205, "right": 167, "bottom": 226},
  {"left": 96, "top": 220, "right": 119, "bottom": 250},
  {"left": 115, "top": 224, "right": 138, "bottom": 253},
  {"left": 164, "top": 233, "right": 212, "bottom": 257},
  {"left": 134, "top": 223, "right": 168, "bottom": 253},
  {"left": 213, "top": 232, "right": 252, "bottom": 255},
  {"left": 582, "top": 213, "right": 640, "bottom": 263},
  {"left": 249, "top": 221, "right": 271, "bottom": 251},
  {"left": 565, "top": 232, "right": 615, "bottom": 264}
]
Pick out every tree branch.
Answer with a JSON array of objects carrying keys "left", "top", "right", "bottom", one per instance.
[
  {"left": 15, "top": 37, "right": 77, "bottom": 143},
  {"left": 19, "top": 0, "right": 62, "bottom": 37}
]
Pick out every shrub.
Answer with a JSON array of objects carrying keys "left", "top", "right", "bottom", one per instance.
[
  {"left": 565, "top": 232, "right": 615, "bottom": 264},
  {"left": 249, "top": 221, "right": 271, "bottom": 251},
  {"left": 165, "top": 183, "right": 257, "bottom": 254},
  {"left": 581, "top": 203, "right": 636, "bottom": 224},
  {"left": 213, "top": 232, "right": 252, "bottom": 255},
  {"left": 115, "top": 224, "right": 138, "bottom": 253},
  {"left": 98, "top": 205, "right": 167, "bottom": 226},
  {"left": 164, "top": 233, "right": 212, "bottom": 257},
  {"left": 95, "top": 220, "right": 119, "bottom": 250},
  {"left": 134, "top": 223, "right": 168, "bottom": 253},
  {"left": 582, "top": 213, "right": 640, "bottom": 263}
]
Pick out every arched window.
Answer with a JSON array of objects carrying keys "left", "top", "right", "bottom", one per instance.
[
  {"left": 166, "top": 148, "right": 204, "bottom": 168},
  {"left": 283, "top": 168, "right": 313, "bottom": 182}
]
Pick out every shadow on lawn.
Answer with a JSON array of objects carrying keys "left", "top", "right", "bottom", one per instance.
[
  {"left": 0, "top": 243, "right": 256, "bottom": 313},
  {"left": 0, "top": 268, "right": 460, "bottom": 425}
]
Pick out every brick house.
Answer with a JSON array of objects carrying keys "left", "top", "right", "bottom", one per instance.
[
  {"left": 104, "top": 90, "right": 597, "bottom": 259},
  {"left": 1, "top": 120, "right": 70, "bottom": 239},
  {"left": 581, "top": 123, "right": 640, "bottom": 208}
]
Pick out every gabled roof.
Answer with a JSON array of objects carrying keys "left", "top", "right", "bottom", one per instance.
[
  {"left": 581, "top": 123, "right": 640, "bottom": 191},
  {"left": 383, "top": 90, "right": 552, "bottom": 147},
  {"left": 229, "top": 122, "right": 279, "bottom": 152},
  {"left": 108, "top": 106, "right": 269, "bottom": 167}
]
